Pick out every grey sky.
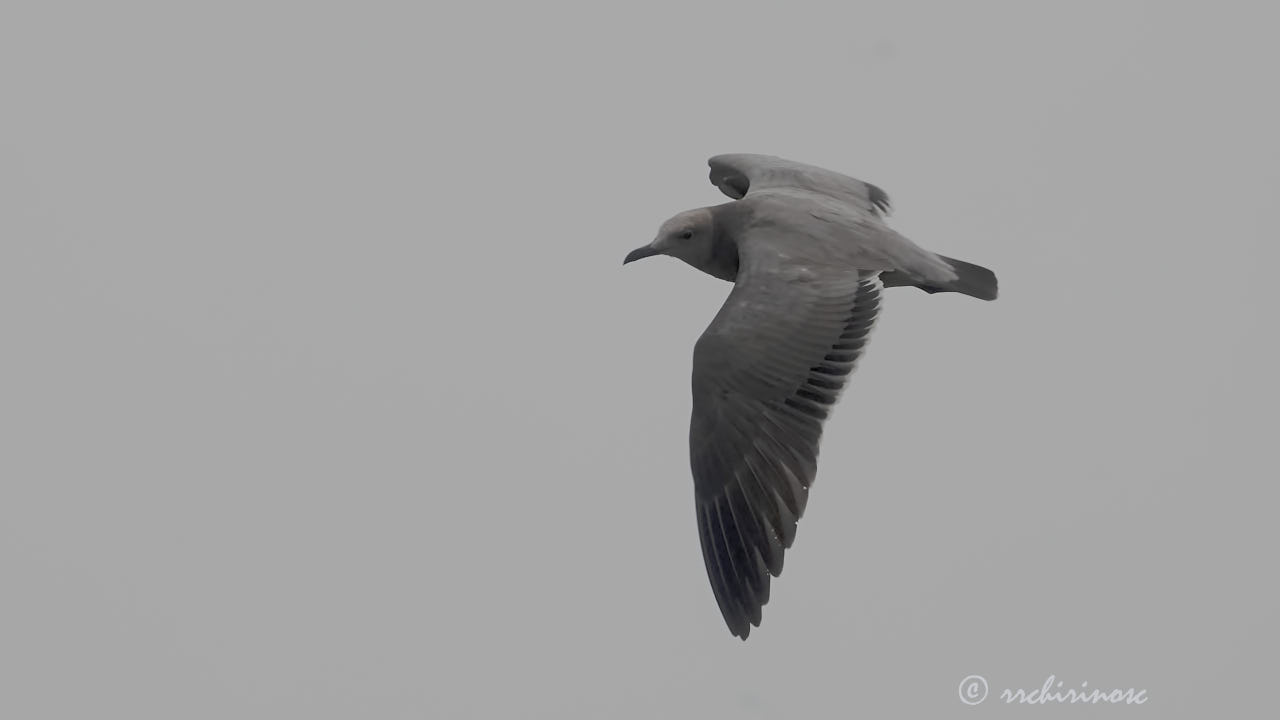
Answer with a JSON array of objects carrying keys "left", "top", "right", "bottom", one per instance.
[{"left": 2, "top": 2, "right": 1277, "bottom": 718}]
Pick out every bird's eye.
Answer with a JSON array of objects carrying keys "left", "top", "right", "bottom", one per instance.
[{"left": 678, "top": 230, "right": 693, "bottom": 240}]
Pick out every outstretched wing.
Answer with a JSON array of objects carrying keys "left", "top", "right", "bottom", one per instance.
[
  {"left": 709, "top": 155, "right": 971, "bottom": 294},
  {"left": 709, "top": 153, "right": 892, "bottom": 216},
  {"left": 689, "top": 234, "right": 883, "bottom": 639}
]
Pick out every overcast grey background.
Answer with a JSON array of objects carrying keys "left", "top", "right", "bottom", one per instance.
[{"left": 3, "top": 2, "right": 1277, "bottom": 718}]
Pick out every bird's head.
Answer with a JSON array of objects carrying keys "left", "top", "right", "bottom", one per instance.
[{"left": 624, "top": 208, "right": 715, "bottom": 267}]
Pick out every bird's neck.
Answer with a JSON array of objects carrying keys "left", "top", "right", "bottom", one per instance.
[{"left": 689, "top": 204, "right": 740, "bottom": 282}]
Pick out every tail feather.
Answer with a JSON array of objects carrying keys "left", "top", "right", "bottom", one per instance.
[
  {"left": 939, "top": 256, "right": 998, "bottom": 301},
  {"left": 882, "top": 256, "right": 997, "bottom": 301}
]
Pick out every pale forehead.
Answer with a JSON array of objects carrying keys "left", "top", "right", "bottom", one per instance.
[{"left": 660, "top": 208, "right": 711, "bottom": 232}]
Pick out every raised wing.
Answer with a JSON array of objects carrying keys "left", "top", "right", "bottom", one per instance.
[
  {"left": 689, "top": 236, "right": 883, "bottom": 638},
  {"left": 709, "top": 153, "right": 892, "bottom": 216}
]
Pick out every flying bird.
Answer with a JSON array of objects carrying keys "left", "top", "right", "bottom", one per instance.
[{"left": 623, "top": 154, "right": 997, "bottom": 639}]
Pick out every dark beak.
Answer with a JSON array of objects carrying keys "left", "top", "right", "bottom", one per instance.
[{"left": 623, "top": 245, "right": 660, "bottom": 265}]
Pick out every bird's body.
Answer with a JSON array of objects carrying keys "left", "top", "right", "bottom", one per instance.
[{"left": 624, "top": 154, "right": 996, "bottom": 639}]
